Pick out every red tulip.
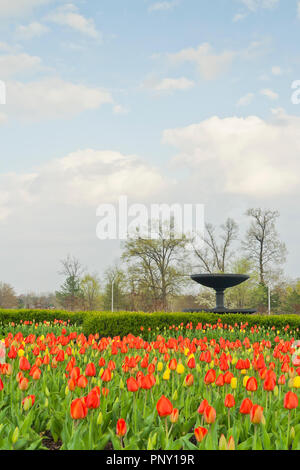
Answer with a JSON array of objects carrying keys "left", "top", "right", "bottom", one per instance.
[
  {"left": 204, "top": 405, "right": 216, "bottom": 424},
  {"left": 194, "top": 426, "right": 208, "bottom": 443},
  {"left": 156, "top": 395, "right": 173, "bottom": 417},
  {"left": 86, "top": 390, "right": 100, "bottom": 409},
  {"left": 70, "top": 398, "right": 88, "bottom": 419},
  {"left": 225, "top": 394, "right": 235, "bottom": 408},
  {"left": 85, "top": 363, "right": 96, "bottom": 377},
  {"left": 284, "top": 392, "right": 298, "bottom": 410},
  {"left": 116, "top": 419, "right": 127, "bottom": 437},
  {"left": 127, "top": 377, "right": 139, "bottom": 392},
  {"left": 246, "top": 377, "right": 258, "bottom": 392},
  {"left": 239, "top": 398, "right": 253, "bottom": 415},
  {"left": 204, "top": 369, "right": 216, "bottom": 385},
  {"left": 250, "top": 405, "right": 264, "bottom": 424},
  {"left": 198, "top": 399, "right": 209, "bottom": 415}
]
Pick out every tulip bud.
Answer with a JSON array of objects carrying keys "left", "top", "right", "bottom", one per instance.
[
  {"left": 273, "top": 385, "right": 279, "bottom": 396},
  {"left": 227, "top": 436, "right": 235, "bottom": 450},
  {"left": 219, "top": 434, "right": 227, "bottom": 450},
  {"left": 97, "top": 412, "right": 103, "bottom": 425},
  {"left": 172, "top": 390, "right": 178, "bottom": 401},
  {"left": 170, "top": 408, "right": 179, "bottom": 423},
  {"left": 290, "top": 427, "right": 295, "bottom": 440},
  {"left": 12, "top": 427, "right": 19, "bottom": 444},
  {"left": 44, "top": 398, "right": 49, "bottom": 408},
  {"left": 119, "top": 379, "right": 125, "bottom": 390}
]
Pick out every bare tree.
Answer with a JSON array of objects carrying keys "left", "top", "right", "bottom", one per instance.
[
  {"left": 242, "top": 208, "right": 287, "bottom": 285},
  {"left": 193, "top": 218, "right": 238, "bottom": 273},
  {"left": 122, "top": 220, "right": 189, "bottom": 311}
]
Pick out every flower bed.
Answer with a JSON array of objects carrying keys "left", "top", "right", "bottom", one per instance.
[{"left": 0, "top": 319, "right": 299, "bottom": 450}]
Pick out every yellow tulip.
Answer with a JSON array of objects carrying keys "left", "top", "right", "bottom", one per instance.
[
  {"left": 157, "top": 362, "right": 163, "bottom": 372},
  {"left": 243, "top": 376, "right": 249, "bottom": 387},
  {"left": 163, "top": 369, "right": 170, "bottom": 380},
  {"left": 176, "top": 363, "right": 185, "bottom": 374},
  {"left": 18, "top": 349, "right": 24, "bottom": 357},
  {"left": 293, "top": 376, "right": 300, "bottom": 388},
  {"left": 231, "top": 377, "right": 237, "bottom": 389}
]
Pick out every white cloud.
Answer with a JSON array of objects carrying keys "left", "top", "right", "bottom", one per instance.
[
  {"left": 113, "top": 104, "right": 129, "bottom": 115},
  {"left": 148, "top": 1, "right": 178, "bottom": 12},
  {"left": 15, "top": 21, "right": 50, "bottom": 40},
  {"left": 167, "top": 43, "right": 236, "bottom": 80},
  {"left": 162, "top": 109, "right": 300, "bottom": 197},
  {"left": 5, "top": 77, "right": 113, "bottom": 120},
  {"left": 233, "top": 12, "right": 248, "bottom": 22},
  {"left": 237, "top": 92, "right": 255, "bottom": 106},
  {"left": 271, "top": 66, "right": 282, "bottom": 76},
  {"left": 260, "top": 88, "right": 278, "bottom": 100},
  {"left": 0, "top": 53, "right": 43, "bottom": 78},
  {"left": 238, "top": 0, "right": 279, "bottom": 11},
  {"left": 0, "top": 149, "right": 166, "bottom": 220},
  {"left": 46, "top": 3, "right": 100, "bottom": 38},
  {"left": 143, "top": 77, "right": 194, "bottom": 92},
  {"left": 0, "top": 0, "right": 51, "bottom": 17}
]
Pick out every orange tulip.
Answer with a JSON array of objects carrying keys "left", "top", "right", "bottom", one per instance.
[
  {"left": 85, "top": 363, "right": 96, "bottom": 377},
  {"left": 116, "top": 419, "right": 127, "bottom": 437},
  {"left": 204, "top": 405, "right": 216, "bottom": 424},
  {"left": 246, "top": 377, "right": 258, "bottom": 392},
  {"left": 239, "top": 398, "right": 253, "bottom": 415},
  {"left": 19, "top": 377, "right": 29, "bottom": 391},
  {"left": 77, "top": 375, "right": 88, "bottom": 388},
  {"left": 284, "top": 392, "right": 298, "bottom": 410},
  {"left": 204, "top": 369, "right": 216, "bottom": 385},
  {"left": 198, "top": 399, "right": 209, "bottom": 415},
  {"left": 194, "top": 426, "right": 208, "bottom": 443},
  {"left": 70, "top": 398, "right": 88, "bottom": 419},
  {"left": 156, "top": 395, "right": 173, "bottom": 417},
  {"left": 250, "top": 405, "right": 264, "bottom": 424},
  {"left": 225, "top": 394, "right": 235, "bottom": 408},
  {"left": 170, "top": 408, "right": 179, "bottom": 423},
  {"left": 127, "top": 377, "right": 139, "bottom": 392},
  {"left": 86, "top": 390, "right": 100, "bottom": 409},
  {"left": 185, "top": 374, "right": 194, "bottom": 386},
  {"left": 101, "top": 368, "right": 112, "bottom": 382}
]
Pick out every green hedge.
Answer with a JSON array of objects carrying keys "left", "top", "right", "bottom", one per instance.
[
  {"left": 0, "top": 309, "right": 300, "bottom": 339},
  {"left": 82, "top": 311, "right": 300, "bottom": 338},
  {"left": 0, "top": 309, "right": 85, "bottom": 325}
]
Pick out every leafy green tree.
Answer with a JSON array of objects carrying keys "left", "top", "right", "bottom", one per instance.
[
  {"left": 56, "top": 255, "right": 85, "bottom": 311},
  {"left": 81, "top": 274, "right": 102, "bottom": 311},
  {"left": 102, "top": 266, "right": 128, "bottom": 311}
]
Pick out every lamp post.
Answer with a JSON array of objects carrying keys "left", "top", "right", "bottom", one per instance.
[{"left": 111, "top": 278, "right": 115, "bottom": 312}]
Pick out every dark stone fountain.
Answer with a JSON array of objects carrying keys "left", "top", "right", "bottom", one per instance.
[{"left": 185, "top": 273, "right": 256, "bottom": 314}]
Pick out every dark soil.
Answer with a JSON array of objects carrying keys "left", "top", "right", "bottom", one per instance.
[{"left": 42, "top": 431, "right": 62, "bottom": 450}]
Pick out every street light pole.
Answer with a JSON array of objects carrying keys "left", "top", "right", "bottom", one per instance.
[{"left": 112, "top": 279, "right": 115, "bottom": 312}]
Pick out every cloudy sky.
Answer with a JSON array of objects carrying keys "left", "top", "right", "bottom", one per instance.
[{"left": 0, "top": 0, "right": 300, "bottom": 293}]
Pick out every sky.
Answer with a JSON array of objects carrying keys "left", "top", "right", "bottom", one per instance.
[{"left": 0, "top": 0, "right": 300, "bottom": 293}]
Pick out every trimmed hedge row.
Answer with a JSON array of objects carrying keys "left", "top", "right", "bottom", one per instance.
[
  {"left": 1, "top": 309, "right": 300, "bottom": 338},
  {"left": 82, "top": 311, "right": 300, "bottom": 338},
  {"left": 0, "top": 309, "right": 85, "bottom": 326}
]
